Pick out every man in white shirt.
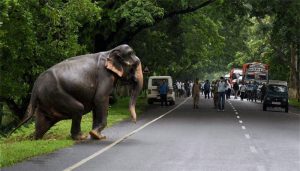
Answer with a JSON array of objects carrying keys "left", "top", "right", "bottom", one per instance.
[
  {"left": 240, "top": 83, "right": 246, "bottom": 101},
  {"left": 217, "top": 76, "right": 227, "bottom": 111}
]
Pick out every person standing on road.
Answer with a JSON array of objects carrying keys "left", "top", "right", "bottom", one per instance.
[
  {"left": 159, "top": 80, "right": 169, "bottom": 106},
  {"left": 212, "top": 80, "right": 219, "bottom": 108},
  {"left": 233, "top": 82, "right": 239, "bottom": 99},
  {"left": 217, "top": 77, "right": 226, "bottom": 111},
  {"left": 260, "top": 83, "right": 267, "bottom": 102},
  {"left": 226, "top": 81, "right": 232, "bottom": 99},
  {"left": 192, "top": 78, "right": 201, "bottom": 109},
  {"left": 240, "top": 83, "right": 246, "bottom": 101},
  {"left": 204, "top": 80, "right": 211, "bottom": 99}
]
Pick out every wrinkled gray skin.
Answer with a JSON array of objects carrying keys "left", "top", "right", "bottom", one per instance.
[{"left": 20, "top": 44, "right": 143, "bottom": 140}]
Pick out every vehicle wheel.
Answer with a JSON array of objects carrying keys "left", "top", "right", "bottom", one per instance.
[
  {"left": 263, "top": 104, "right": 267, "bottom": 111},
  {"left": 285, "top": 106, "right": 288, "bottom": 113},
  {"left": 170, "top": 101, "right": 175, "bottom": 105},
  {"left": 147, "top": 99, "right": 153, "bottom": 104}
]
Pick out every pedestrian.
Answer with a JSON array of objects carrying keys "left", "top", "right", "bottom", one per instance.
[
  {"left": 204, "top": 80, "right": 210, "bottom": 99},
  {"left": 217, "top": 77, "right": 227, "bottom": 111},
  {"left": 260, "top": 83, "right": 267, "bottom": 102},
  {"left": 192, "top": 79, "right": 200, "bottom": 109},
  {"left": 226, "top": 80, "right": 231, "bottom": 99},
  {"left": 212, "top": 80, "right": 219, "bottom": 108},
  {"left": 233, "top": 82, "right": 239, "bottom": 99},
  {"left": 159, "top": 80, "right": 168, "bottom": 106},
  {"left": 184, "top": 80, "right": 190, "bottom": 97},
  {"left": 240, "top": 83, "right": 246, "bottom": 101}
]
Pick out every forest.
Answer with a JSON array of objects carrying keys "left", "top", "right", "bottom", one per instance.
[{"left": 0, "top": 0, "right": 299, "bottom": 133}]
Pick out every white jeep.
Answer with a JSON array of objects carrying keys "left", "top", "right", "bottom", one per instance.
[{"left": 147, "top": 76, "right": 175, "bottom": 105}]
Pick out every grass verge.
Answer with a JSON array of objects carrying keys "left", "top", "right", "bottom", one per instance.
[
  {"left": 289, "top": 98, "right": 300, "bottom": 108},
  {"left": 0, "top": 97, "right": 147, "bottom": 168}
]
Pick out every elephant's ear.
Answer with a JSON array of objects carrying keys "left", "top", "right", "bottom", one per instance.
[{"left": 105, "top": 50, "right": 124, "bottom": 77}]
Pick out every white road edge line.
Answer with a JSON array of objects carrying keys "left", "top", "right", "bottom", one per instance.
[{"left": 62, "top": 98, "right": 190, "bottom": 171}]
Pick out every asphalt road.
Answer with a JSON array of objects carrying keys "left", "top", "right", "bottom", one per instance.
[{"left": 3, "top": 95, "right": 300, "bottom": 171}]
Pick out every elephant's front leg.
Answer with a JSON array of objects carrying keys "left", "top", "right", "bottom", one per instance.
[
  {"left": 71, "top": 113, "right": 86, "bottom": 140},
  {"left": 89, "top": 97, "right": 109, "bottom": 140}
]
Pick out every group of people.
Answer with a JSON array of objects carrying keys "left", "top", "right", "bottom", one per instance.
[
  {"left": 159, "top": 77, "right": 268, "bottom": 109},
  {"left": 191, "top": 77, "right": 228, "bottom": 111}
]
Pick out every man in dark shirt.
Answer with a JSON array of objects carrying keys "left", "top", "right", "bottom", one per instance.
[{"left": 159, "top": 80, "right": 169, "bottom": 106}]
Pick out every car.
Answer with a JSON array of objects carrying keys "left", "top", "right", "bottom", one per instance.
[
  {"left": 263, "top": 80, "right": 289, "bottom": 112},
  {"left": 147, "top": 76, "right": 175, "bottom": 105}
]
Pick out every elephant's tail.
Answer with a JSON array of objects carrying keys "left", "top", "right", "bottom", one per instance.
[{"left": 9, "top": 93, "right": 37, "bottom": 136}]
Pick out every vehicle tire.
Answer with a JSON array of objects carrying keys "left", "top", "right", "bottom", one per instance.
[
  {"left": 263, "top": 104, "right": 267, "bottom": 111},
  {"left": 170, "top": 101, "right": 175, "bottom": 105},
  {"left": 285, "top": 105, "right": 288, "bottom": 113},
  {"left": 147, "top": 99, "right": 153, "bottom": 104}
]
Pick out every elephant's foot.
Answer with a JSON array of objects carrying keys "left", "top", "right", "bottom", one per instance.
[
  {"left": 71, "top": 133, "right": 87, "bottom": 140},
  {"left": 89, "top": 130, "right": 106, "bottom": 140}
]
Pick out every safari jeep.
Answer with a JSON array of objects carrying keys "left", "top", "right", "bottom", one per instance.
[
  {"left": 263, "top": 80, "right": 289, "bottom": 112},
  {"left": 147, "top": 76, "right": 175, "bottom": 105}
]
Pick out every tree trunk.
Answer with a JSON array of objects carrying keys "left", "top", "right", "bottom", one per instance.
[
  {"left": 0, "top": 103, "right": 3, "bottom": 127},
  {"left": 297, "top": 43, "right": 300, "bottom": 101},
  {"left": 289, "top": 43, "right": 298, "bottom": 99}
]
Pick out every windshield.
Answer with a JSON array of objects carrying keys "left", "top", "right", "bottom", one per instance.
[
  {"left": 152, "top": 79, "right": 168, "bottom": 86},
  {"left": 259, "top": 75, "right": 267, "bottom": 80},
  {"left": 246, "top": 74, "right": 255, "bottom": 79},
  {"left": 268, "top": 85, "right": 287, "bottom": 93}
]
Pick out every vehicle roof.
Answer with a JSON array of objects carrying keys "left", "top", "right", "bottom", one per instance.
[
  {"left": 149, "top": 76, "right": 172, "bottom": 79},
  {"left": 268, "top": 80, "right": 288, "bottom": 86}
]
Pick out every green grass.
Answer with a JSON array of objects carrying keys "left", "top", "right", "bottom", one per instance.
[
  {"left": 0, "top": 97, "right": 147, "bottom": 168},
  {"left": 289, "top": 98, "right": 300, "bottom": 108}
]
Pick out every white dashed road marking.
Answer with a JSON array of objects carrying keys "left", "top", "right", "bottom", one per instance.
[
  {"left": 230, "top": 101, "right": 266, "bottom": 171},
  {"left": 250, "top": 146, "right": 258, "bottom": 153}
]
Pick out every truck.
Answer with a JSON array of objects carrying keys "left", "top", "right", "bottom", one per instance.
[
  {"left": 242, "top": 62, "right": 269, "bottom": 84},
  {"left": 229, "top": 68, "right": 243, "bottom": 84}
]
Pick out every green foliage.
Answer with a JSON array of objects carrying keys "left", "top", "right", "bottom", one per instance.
[
  {"left": 289, "top": 98, "right": 300, "bottom": 108},
  {"left": 0, "top": 140, "right": 73, "bottom": 167},
  {"left": 115, "top": 0, "right": 164, "bottom": 27},
  {"left": 0, "top": 0, "right": 102, "bottom": 122}
]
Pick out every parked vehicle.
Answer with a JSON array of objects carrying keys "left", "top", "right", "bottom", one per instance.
[
  {"left": 263, "top": 80, "right": 288, "bottom": 112},
  {"left": 147, "top": 76, "right": 175, "bottom": 105}
]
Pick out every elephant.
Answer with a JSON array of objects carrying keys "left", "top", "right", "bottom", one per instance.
[{"left": 12, "top": 44, "right": 143, "bottom": 140}]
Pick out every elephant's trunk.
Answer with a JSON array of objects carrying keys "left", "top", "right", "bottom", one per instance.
[{"left": 129, "top": 62, "right": 143, "bottom": 123}]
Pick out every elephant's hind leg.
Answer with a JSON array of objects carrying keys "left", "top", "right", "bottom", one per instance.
[{"left": 34, "top": 110, "right": 58, "bottom": 140}]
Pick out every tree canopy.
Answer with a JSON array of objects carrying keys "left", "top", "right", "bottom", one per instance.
[{"left": 0, "top": 0, "right": 299, "bottom": 130}]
